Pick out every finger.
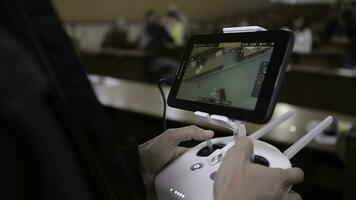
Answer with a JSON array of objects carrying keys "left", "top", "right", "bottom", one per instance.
[
  {"left": 284, "top": 190, "right": 302, "bottom": 200},
  {"left": 176, "top": 147, "right": 189, "bottom": 157},
  {"left": 229, "top": 136, "right": 254, "bottom": 163},
  {"left": 167, "top": 125, "right": 214, "bottom": 144},
  {"left": 283, "top": 167, "right": 304, "bottom": 185}
]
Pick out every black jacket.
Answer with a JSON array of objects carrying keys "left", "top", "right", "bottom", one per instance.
[{"left": 0, "top": 0, "right": 146, "bottom": 199}]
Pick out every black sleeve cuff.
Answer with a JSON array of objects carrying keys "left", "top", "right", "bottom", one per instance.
[{"left": 113, "top": 145, "right": 147, "bottom": 200}]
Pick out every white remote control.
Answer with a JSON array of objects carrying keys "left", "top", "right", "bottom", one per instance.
[{"left": 155, "top": 111, "right": 333, "bottom": 200}]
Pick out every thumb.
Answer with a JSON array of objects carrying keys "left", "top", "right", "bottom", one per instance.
[
  {"left": 166, "top": 125, "right": 214, "bottom": 145},
  {"left": 229, "top": 136, "right": 254, "bottom": 163},
  {"left": 283, "top": 167, "right": 304, "bottom": 186}
]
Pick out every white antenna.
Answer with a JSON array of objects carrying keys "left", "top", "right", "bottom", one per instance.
[
  {"left": 249, "top": 111, "right": 294, "bottom": 140},
  {"left": 283, "top": 116, "right": 333, "bottom": 159}
]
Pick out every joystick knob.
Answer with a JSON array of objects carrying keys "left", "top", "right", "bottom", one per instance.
[
  {"left": 196, "top": 143, "right": 226, "bottom": 157},
  {"left": 252, "top": 155, "right": 270, "bottom": 167}
]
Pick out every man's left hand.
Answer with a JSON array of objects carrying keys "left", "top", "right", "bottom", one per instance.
[{"left": 139, "top": 125, "right": 214, "bottom": 199}]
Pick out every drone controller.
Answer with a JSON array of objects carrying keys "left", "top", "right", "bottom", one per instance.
[
  {"left": 155, "top": 111, "right": 333, "bottom": 200},
  {"left": 155, "top": 26, "right": 334, "bottom": 200}
]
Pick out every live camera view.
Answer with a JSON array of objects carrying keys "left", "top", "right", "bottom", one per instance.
[{"left": 176, "top": 42, "right": 274, "bottom": 110}]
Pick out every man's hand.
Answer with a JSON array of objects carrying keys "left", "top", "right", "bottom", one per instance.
[
  {"left": 139, "top": 125, "right": 214, "bottom": 199},
  {"left": 214, "top": 136, "right": 304, "bottom": 200}
]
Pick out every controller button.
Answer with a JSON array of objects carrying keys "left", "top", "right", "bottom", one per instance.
[
  {"left": 210, "top": 171, "right": 217, "bottom": 180},
  {"left": 208, "top": 153, "right": 224, "bottom": 166},
  {"left": 190, "top": 163, "right": 204, "bottom": 171},
  {"left": 252, "top": 155, "right": 270, "bottom": 167},
  {"left": 217, "top": 153, "right": 223, "bottom": 161}
]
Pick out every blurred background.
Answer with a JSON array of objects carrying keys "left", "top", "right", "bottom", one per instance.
[
  {"left": 54, "top": 0, "right": 356, "bottom": 84},
  {"left": 52, "top": 0, "right": 356, "bottom": 199}
]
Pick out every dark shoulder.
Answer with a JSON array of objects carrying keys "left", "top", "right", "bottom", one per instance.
[{"left": 0, "top": 27, "right": 48, "bottom": 106}]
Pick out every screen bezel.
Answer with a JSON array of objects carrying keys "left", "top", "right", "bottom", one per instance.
[{"left": 168, "top": 30, "right": 294, "bottom": 123}]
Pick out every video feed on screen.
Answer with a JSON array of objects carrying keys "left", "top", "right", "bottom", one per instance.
[{"left": 176, "top": 42, "right": 274, "bottom": 110}]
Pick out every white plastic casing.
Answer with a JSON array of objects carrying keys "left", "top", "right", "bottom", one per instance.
[
  {"left": 155, "top": 114, "right": 333, "bottom": 200},
  {"left": 155, "top": 136, "right": 291, "bottom": 200}
]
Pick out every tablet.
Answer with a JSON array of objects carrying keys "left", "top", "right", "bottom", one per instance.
[{"left": 168, "top": 30, "right": 294, "bottom": 123}]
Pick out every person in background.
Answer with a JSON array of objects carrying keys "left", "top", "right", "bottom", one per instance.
[
  {"left": 291, "top": 15, "right": 313, "bottom": 63},
  {"left": 102, "top": 18, "right": 136, "bottom": 49},
  {"left": 139, "top": 10, "right": 173, "bottom": 53},
  {"left": 163, "top": 10, "right": 185, "bottom": 47},
  {"left": 168, "top": 4, "right": 190, "bottom": 37},
  {"left": 138, "top": 10, "right": 177, "bottom": 81},
  {"left": 323, "top": 4, "right": 356, "bottom": 69}
]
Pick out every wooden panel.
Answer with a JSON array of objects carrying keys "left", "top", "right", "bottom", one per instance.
[{"left": 279, "top": 70, "right": 356, "bottom": 116}]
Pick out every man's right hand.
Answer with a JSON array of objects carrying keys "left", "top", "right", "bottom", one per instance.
[{"left": 214, "top": 136, "right": 304, "bottom": 200}]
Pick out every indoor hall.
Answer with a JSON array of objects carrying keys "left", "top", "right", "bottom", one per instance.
[{"left": 1, "top": 0, "right": 356, "bottom": 200}]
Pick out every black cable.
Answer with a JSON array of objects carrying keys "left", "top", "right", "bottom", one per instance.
[
  {"left": 158, "top": 79, "right": 167, "bottom": 131},
  {"left": 158, "top": 77, "right": 174, "bottom": 132}
]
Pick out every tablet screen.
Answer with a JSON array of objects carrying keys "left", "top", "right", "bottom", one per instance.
[{"left": 176, "top": 42, "right": 274, "bottom": 110}]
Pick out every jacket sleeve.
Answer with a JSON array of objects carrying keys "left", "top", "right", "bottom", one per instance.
[{"left": 0, "top": 26, "right": 147, "bottom": 200}]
